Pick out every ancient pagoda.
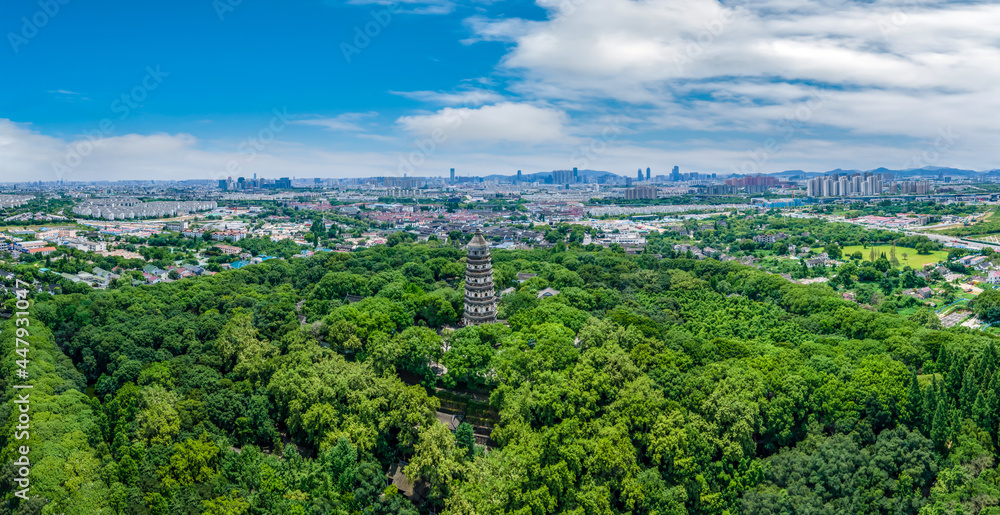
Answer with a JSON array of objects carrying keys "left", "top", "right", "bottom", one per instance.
[{"left": 463, "top": 229, "right": 497, "bottom": 325}]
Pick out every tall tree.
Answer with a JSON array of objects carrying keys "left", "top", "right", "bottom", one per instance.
[
  {"left": 924, "top": 379, "right": 938, "bottom": 435},
  {"left": 936, "top": 345, "right": 950, "bottom": 374},
  {"left": 972, "top": 390, "right": 988, "bottom": 429},
  {"left": 930, "top": 399, "right": 950, "bottom": 450},
  {"left": 907, "top": 369, "right": 923, "bottom": 428},
  {"left": 959, "top": 367, "right": 978, "bottom": 417},
  {"left": 946, "top": 356, "right": 965, "bottom": 407},
  {"left": 976, "top": 342, "right": 997, "bottom": 383},
  {"left": 455, "top": 422, "right": 476, "bottom": 459},
  {"left": 405, "top": 421, "right": 465, "bottom": 502}
]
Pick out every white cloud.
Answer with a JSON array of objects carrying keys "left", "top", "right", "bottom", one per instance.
[
  {"left": 395, "top": 102, "right": 571, "bottom": 143},
  {"left": 0, "top": 119, "right": 399, "bottom": 182},
  {"left": 0, "top": 120, "right": 65, "bottom": 179},
  {"left": 48, "top": 89, "right": 91, "bottom": 101},
  {"left": 0, "top": 116, "right": 989, "bottom": 182},
  {"left": 391, "top": 88, "right": 506, "bottom": 106},
  {"left": 292, "top": 112, "right": 379, "bottom": 132},
  {"left": 468, "top": 0, "right": 1000, "bottom": 155},
  {"left": 344, "top": 0, "right": 456, "bottom": 15}
]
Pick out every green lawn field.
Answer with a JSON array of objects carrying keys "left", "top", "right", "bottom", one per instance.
[{"left": 841, "top": 245, "right": 949, "bottom": 269}]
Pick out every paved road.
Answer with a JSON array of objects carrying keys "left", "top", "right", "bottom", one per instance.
[{"left": 908, "top": 230, "right": 1000, "bottom": 252}]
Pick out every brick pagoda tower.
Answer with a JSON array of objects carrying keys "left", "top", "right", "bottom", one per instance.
[{"left": 463, "top": 229, "right": 497, "bottom": 325}]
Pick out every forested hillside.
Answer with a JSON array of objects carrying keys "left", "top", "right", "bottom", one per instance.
[{"left": 3, "top": 240, "right": 1000, "bottom": 514}]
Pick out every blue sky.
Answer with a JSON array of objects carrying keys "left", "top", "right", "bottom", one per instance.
[
  {"left": 2, "top": 0, "right": 998, "bottom": 181},
  {"left": 3, "top": 1, "right": 527, "bottom": 131}
]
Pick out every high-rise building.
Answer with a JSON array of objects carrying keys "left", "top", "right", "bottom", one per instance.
[
  {"left": 808, "top": 173, "right": 884, "bottom": 198},
  {"left": 552, "top": 169, "right": 575, "bottom": 184},
  {"left": 516, "top": 170, "right": 522, "bottom": 182},
  {"left": 699, "top": 184, "right": 737, "bottom": 195},
  {"left": 379, "top": 176, "right": 424, "bottom": 188},
  {"left": 724, "top": 174, "right": 779, "bottom": 189},
  {"left": 450, "top": 168, "right": 455, "bottom": 184},
  {"left": 573, "top": 167, "right": 579, "bottom": 183},
  {"left": 899, "top": 180, "right": 931, "bottom": 195},
  {"left": 625, "top": 185, "right": 658, "bottom": 199},
  {"left": 637, "top": 168, "right": 643, "bottom": 181},
  {"left": 646, "top": 167, "right": 651, "bottom": 181},
  {"left": 671, "top": 166, "right": 681, "bottom": 182},
  {"left": 463, "top": 229, "right": 497, "bottom": 326}
]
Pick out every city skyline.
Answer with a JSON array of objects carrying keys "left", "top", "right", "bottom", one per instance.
[
  {"left": 3, "top": 0, "right": 1000, "bottom": 182},
  {"left": 3, "top": 164, "right": 994, "bottom": 187}
]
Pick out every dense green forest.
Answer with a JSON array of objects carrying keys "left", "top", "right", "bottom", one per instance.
[{"left": 4, "top": 238, "right": 1000, "bottom": 514}]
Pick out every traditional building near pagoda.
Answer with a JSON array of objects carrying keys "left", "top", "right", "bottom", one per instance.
[{"left": 463, "top": 229, "right": 497, "bottom": 325}]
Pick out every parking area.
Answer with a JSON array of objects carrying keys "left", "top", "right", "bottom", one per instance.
[{"left": 939, "top": 310, "right": 971, "bottom": 328}]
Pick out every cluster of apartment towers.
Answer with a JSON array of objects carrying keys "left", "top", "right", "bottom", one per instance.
[
  {"left": 447, "top": 166, "right": 701, "bottom": 186},
  {"left": 807, "top": 173, "right": 931, "bottom": 198}
]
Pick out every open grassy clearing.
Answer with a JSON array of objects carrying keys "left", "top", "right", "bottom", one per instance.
[{"left": 841, "top": 244, "right": 949, "bottom": 268}]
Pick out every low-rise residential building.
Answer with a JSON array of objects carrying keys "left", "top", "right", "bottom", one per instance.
[
  {"left": 805, "top": 258, "right": 827, "bottom": 268},
  {"left": 752, "top": 233, "right": 787, "bottom": 244},
  {"left": 215, "top": 244, "right": 242, "bottom": 255},
  {"left": 960, "top": 255, "right": 987, "bottom": 267},
  {"left": 68, "top": 239, "right": 107, "bottom": 252},
  {"left": 211, "top": 230, "right": 248, "bottom": 242},
  {"left": 27, "top": 246, "right": 57, "bottom": 256}
]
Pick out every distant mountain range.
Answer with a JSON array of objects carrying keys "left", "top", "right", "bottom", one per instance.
[
  {"left": 760, "top": 166, "right": 1000, "bottom": 180},
  {"left": 479, "top": 166, "right": 1000, "bottom": 181},
  {"left": 481, "top": 169, "right": 622, "bottom": 181}
]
